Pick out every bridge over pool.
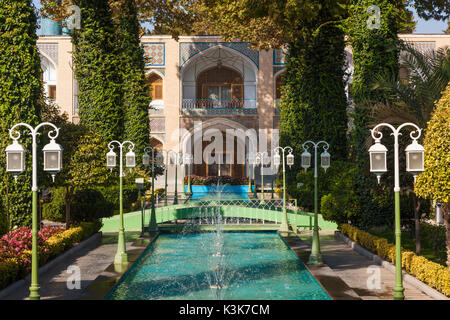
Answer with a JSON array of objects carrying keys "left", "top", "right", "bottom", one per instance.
[{"left": 101, "top": 199, "right": 337, "bottom": 233}]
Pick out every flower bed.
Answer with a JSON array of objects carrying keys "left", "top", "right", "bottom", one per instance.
[
  {"left": 184, "top": 175, "right": 251, "bottom": 186},
  {"left": 339, "top": 224, "right": 450, "bottom": 297},
  {"left": 0, "top": 221, "right": 101, "bottom": 290}
]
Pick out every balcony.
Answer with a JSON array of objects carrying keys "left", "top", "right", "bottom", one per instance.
[{"left": 182, "top": 99, "right": 257, "bottom": 115}]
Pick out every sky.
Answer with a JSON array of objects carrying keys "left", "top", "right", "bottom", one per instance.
[{"left": 33, "top": 0, "right": 448, "bottom": 34}]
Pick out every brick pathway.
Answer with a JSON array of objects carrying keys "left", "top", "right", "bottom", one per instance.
[{"left": 300, "top": 231, "right": 434, "bottom": 300}]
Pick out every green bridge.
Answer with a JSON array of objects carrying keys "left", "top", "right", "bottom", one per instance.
[{"left": 101, "top": 199, "right": 337, "bottom": 233}]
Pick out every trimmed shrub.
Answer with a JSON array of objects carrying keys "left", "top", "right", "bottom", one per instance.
[
  {"left": 42, "top": 187, "right": 66, "bottom": 223},
  {"left": 97, "top": 184, "right": 139, "bottom": 214},
  {"left": 339, "top": 224, "right": 450, "bottom": 296},
  {"left": 70, "top": 189, "right": 114, "bottom": 222}
]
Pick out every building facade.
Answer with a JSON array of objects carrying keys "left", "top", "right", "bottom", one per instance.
[{"left": 37, "top": 25, "right": 450, "bottom": 189}]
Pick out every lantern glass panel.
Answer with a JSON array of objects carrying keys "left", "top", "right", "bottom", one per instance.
[
  {"left": 142, "top": 153, "right": 150, "bottom": 166},
  {"left": 107, "top": 153, "right": 116, "bottom": 167},
  {"left": 321, "top": 151, "right": 330, "bottom": 168},
  {"left": 286, "top": 153, "right": 294, "bottom": 166},
  {"left": 44, "top": 151, "right": 60, "bottom": 171},
  {"left": 273, "top": 153, "right": 281, "bottom": 167},
  {"left": 126, "top": 152, "right": 136, "bottom": 168},
  {"left": 301, "top": 151, "right": 311, "bottom": 168},
  {"left": 156, "top": 153, "right": 164, "bottom": 166},
  {"left": 407, "top": 151, "right": 423, "bottom": 172},
  {"left": 7, "top": 152, "right": 23, "bottom": 172},
  {"left": 370, "top": 152, "right": 386, "bottom": 172}
]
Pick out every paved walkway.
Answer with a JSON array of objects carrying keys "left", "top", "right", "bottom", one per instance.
[
  {"left": 299, "top": 230, "right": 434, "bottom": 300},
  {"left": 3, "top": 235, "right": 140, "bottom": 300}
]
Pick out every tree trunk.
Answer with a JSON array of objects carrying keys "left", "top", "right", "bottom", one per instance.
[
  {"left": 443, "top": 204, "right": 450, "bottom": 269},
  {"left": 413, "top": 194, "right": 421, "bottom": 254}
]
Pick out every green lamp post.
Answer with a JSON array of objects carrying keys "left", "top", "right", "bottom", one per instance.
[
  {"left": 161, "top": 149, "right": 172, "bottom": 206},
  {"left": 273, "top": 146, "right": 294, "bottom": 234},
  {"left": 369, "top": 123, "right": 424, "bottom": 300},
  {"left": 168, "top": 150, "right": 181, "bottom": 205},
  {"left": 107, "top": 140, "right": 136, "bottom": 265},
  {"left": 135, "top": 178, "right": 145, "bottom": 236},
  {"left": 143, "top": 146, "right": 163, "bottom": 233},
  {"left": 6, "top": 122, "right": 63, "bottom": 300},
  {"left": 184, "top": 153, "right": 193, "bottom": 195},
  {"left": 301, "top": 140, "right": 330, "bottom": 266},
  {"left": 255, "top": 151, "right": 268, "bottom": 204}
]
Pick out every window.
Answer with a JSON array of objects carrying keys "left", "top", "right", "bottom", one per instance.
[
  {"left": 196, "top": 66, "right": 244, "bottom": 108},
  {"left": 147, "top": 73, "right": 163, "bottom": 100},
  {"left": 48, "top": 85, "right": 56, "bottom": 101},
  {"left": 275, "top": 72, "right": 285, "bottom": 102}
]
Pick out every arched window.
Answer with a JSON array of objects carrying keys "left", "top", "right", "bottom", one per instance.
[
  {"left": 275, "top": 72, "right": 285, "bottom": 105},
  {"left": 196, "top": 66, "right": 243, "bottom": 108},
  {"left": 147, "top": 73, "right": 163, "bottom": 100},
  {"left": 149, "top": 137, "right": 163, "bottom": 149},
  {"left": 41, "top": 56, "right": 57, "bottom": 101}
]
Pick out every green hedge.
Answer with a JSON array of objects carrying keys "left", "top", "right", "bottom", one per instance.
[
  {"left": 339, "top": 224, "right": 450, "bottom": 296},
  {"left": 42, "top": 188, "right": 114, "bottom": 223},
  {"left": 97, "top": 184, "right": 139, "bottom": 214}
]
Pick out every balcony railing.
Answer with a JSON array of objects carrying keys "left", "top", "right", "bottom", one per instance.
[{"left": 182, "top": 99, "right": 257, "bottom": 114}]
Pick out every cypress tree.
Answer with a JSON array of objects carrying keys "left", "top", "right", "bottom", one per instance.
[
  {"left": 0, "top": 0, "right": 42, "bottom": 228},
  {"left": 114, "top": 0, "right": 150, "bottom": 160},
  {"left": 280, "top": 8, "right": 349, "bottom": 179},
  {"left": 72, "top": 0, "right": 123, "bottom": 142},
  {"left": 347, "top": 0, "right": 404, "bottom": 227}
]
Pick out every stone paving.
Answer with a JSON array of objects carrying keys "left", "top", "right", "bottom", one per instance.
[{"left": 299, "top": 230, "right": 434, "bottom": 300}]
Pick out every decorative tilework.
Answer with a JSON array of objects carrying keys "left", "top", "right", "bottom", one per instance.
[
  {"left": 37, "top": 43, "right": 58, "bottom": 66},
  {"left": 273, "top": 48, "right": 287, "bottom": 66},
  {"left": 150, "top": 118, "right": 165, "bottom": 133},
  {"left": 179, "top": 42, "right": 259, "bottom": 69},
  {"left": 405, "top": 41, "right": 436, "bottom": 54},
  {"left": 143, "top": 43, "right": 165, "bottom": 66}
]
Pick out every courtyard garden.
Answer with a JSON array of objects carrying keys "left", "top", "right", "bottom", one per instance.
[{"left": 0, "top": 0, "right": 449, "bottom": 305}]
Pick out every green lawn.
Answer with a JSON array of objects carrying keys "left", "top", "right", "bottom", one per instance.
[{"left": 368, "top": 229, "right": 447, "bottom": 267}]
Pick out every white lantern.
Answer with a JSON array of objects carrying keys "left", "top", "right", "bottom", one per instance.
[
  {"left": 320, "top": 150, "right": 331, "bottom": 172},
  {"left": 170, "top": 153, "right": 176, "bottom": 165},
  {"left": 255, "top": 154, "right": 261, "bottom": 166},
  {"left": 286, "top": 152, "right": 294, "bottom": 168},
  {"left": 368, "top": 139, "right": 388, "bottom": 184},
  {"left": 135, "top": 177, "right": 144, "bottom": 190},
  {"left": 184, "top": 153, "right": 193, "bottom": 165},
  {"left": 301, "top": 150, "right": 311, "bottom": 171},
  {"left": 156, "top": 153, "right": 164, "bottom": 166},
  {"left": 125, "top": 150, "right": 136, "bottom": 168},
  {"left": 107, "top": 150, "right": 117, "bottom": 169},
  {"left": 142, "top": 152, "right": 150, "bottom": 167},
  {"left": 273, "top": 152, "right": 281, "bottom": 168},
  {"left": 405, "top": 139, "right": 424, "bottom": 177},
  {"left": 6, "top": 140, "right": 26, "bottom": 181},
  {"left": 43, "top": 139, "right": 63, "bottom": 182},
  {"left": 178, "top": 153, "right": 184, "bottom": 165}
]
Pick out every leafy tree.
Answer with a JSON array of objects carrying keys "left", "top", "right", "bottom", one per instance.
[
  {"left": 415, "top": 84, "right": 450, "bottom": 267},
  {"left": 0, "top": 0, "right": 43, "bottom": 229},
  {"left": 71, "top": 0, "right": 124, "bottom": 142},
  {"left": 410, "top": 0, "right": 449, "bottom": 21},
  {"left": 445, "top": 20, "right": 450, "bottom": 34}
]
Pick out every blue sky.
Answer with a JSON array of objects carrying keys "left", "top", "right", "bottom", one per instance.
[{"left": 33, "top": 0, "right": 448, "bottom": 34}]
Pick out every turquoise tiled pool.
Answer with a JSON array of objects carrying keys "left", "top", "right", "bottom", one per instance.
[{"left": 107, "top": 232, "right": 331, "bottom": 300}]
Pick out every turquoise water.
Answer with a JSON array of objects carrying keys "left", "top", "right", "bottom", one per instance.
[
  {"left": 186, "top": 185, "right": 251, "bottom": 200},
  {"left": 107, "top": 232, "right": 331, "bottom": 300}
]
